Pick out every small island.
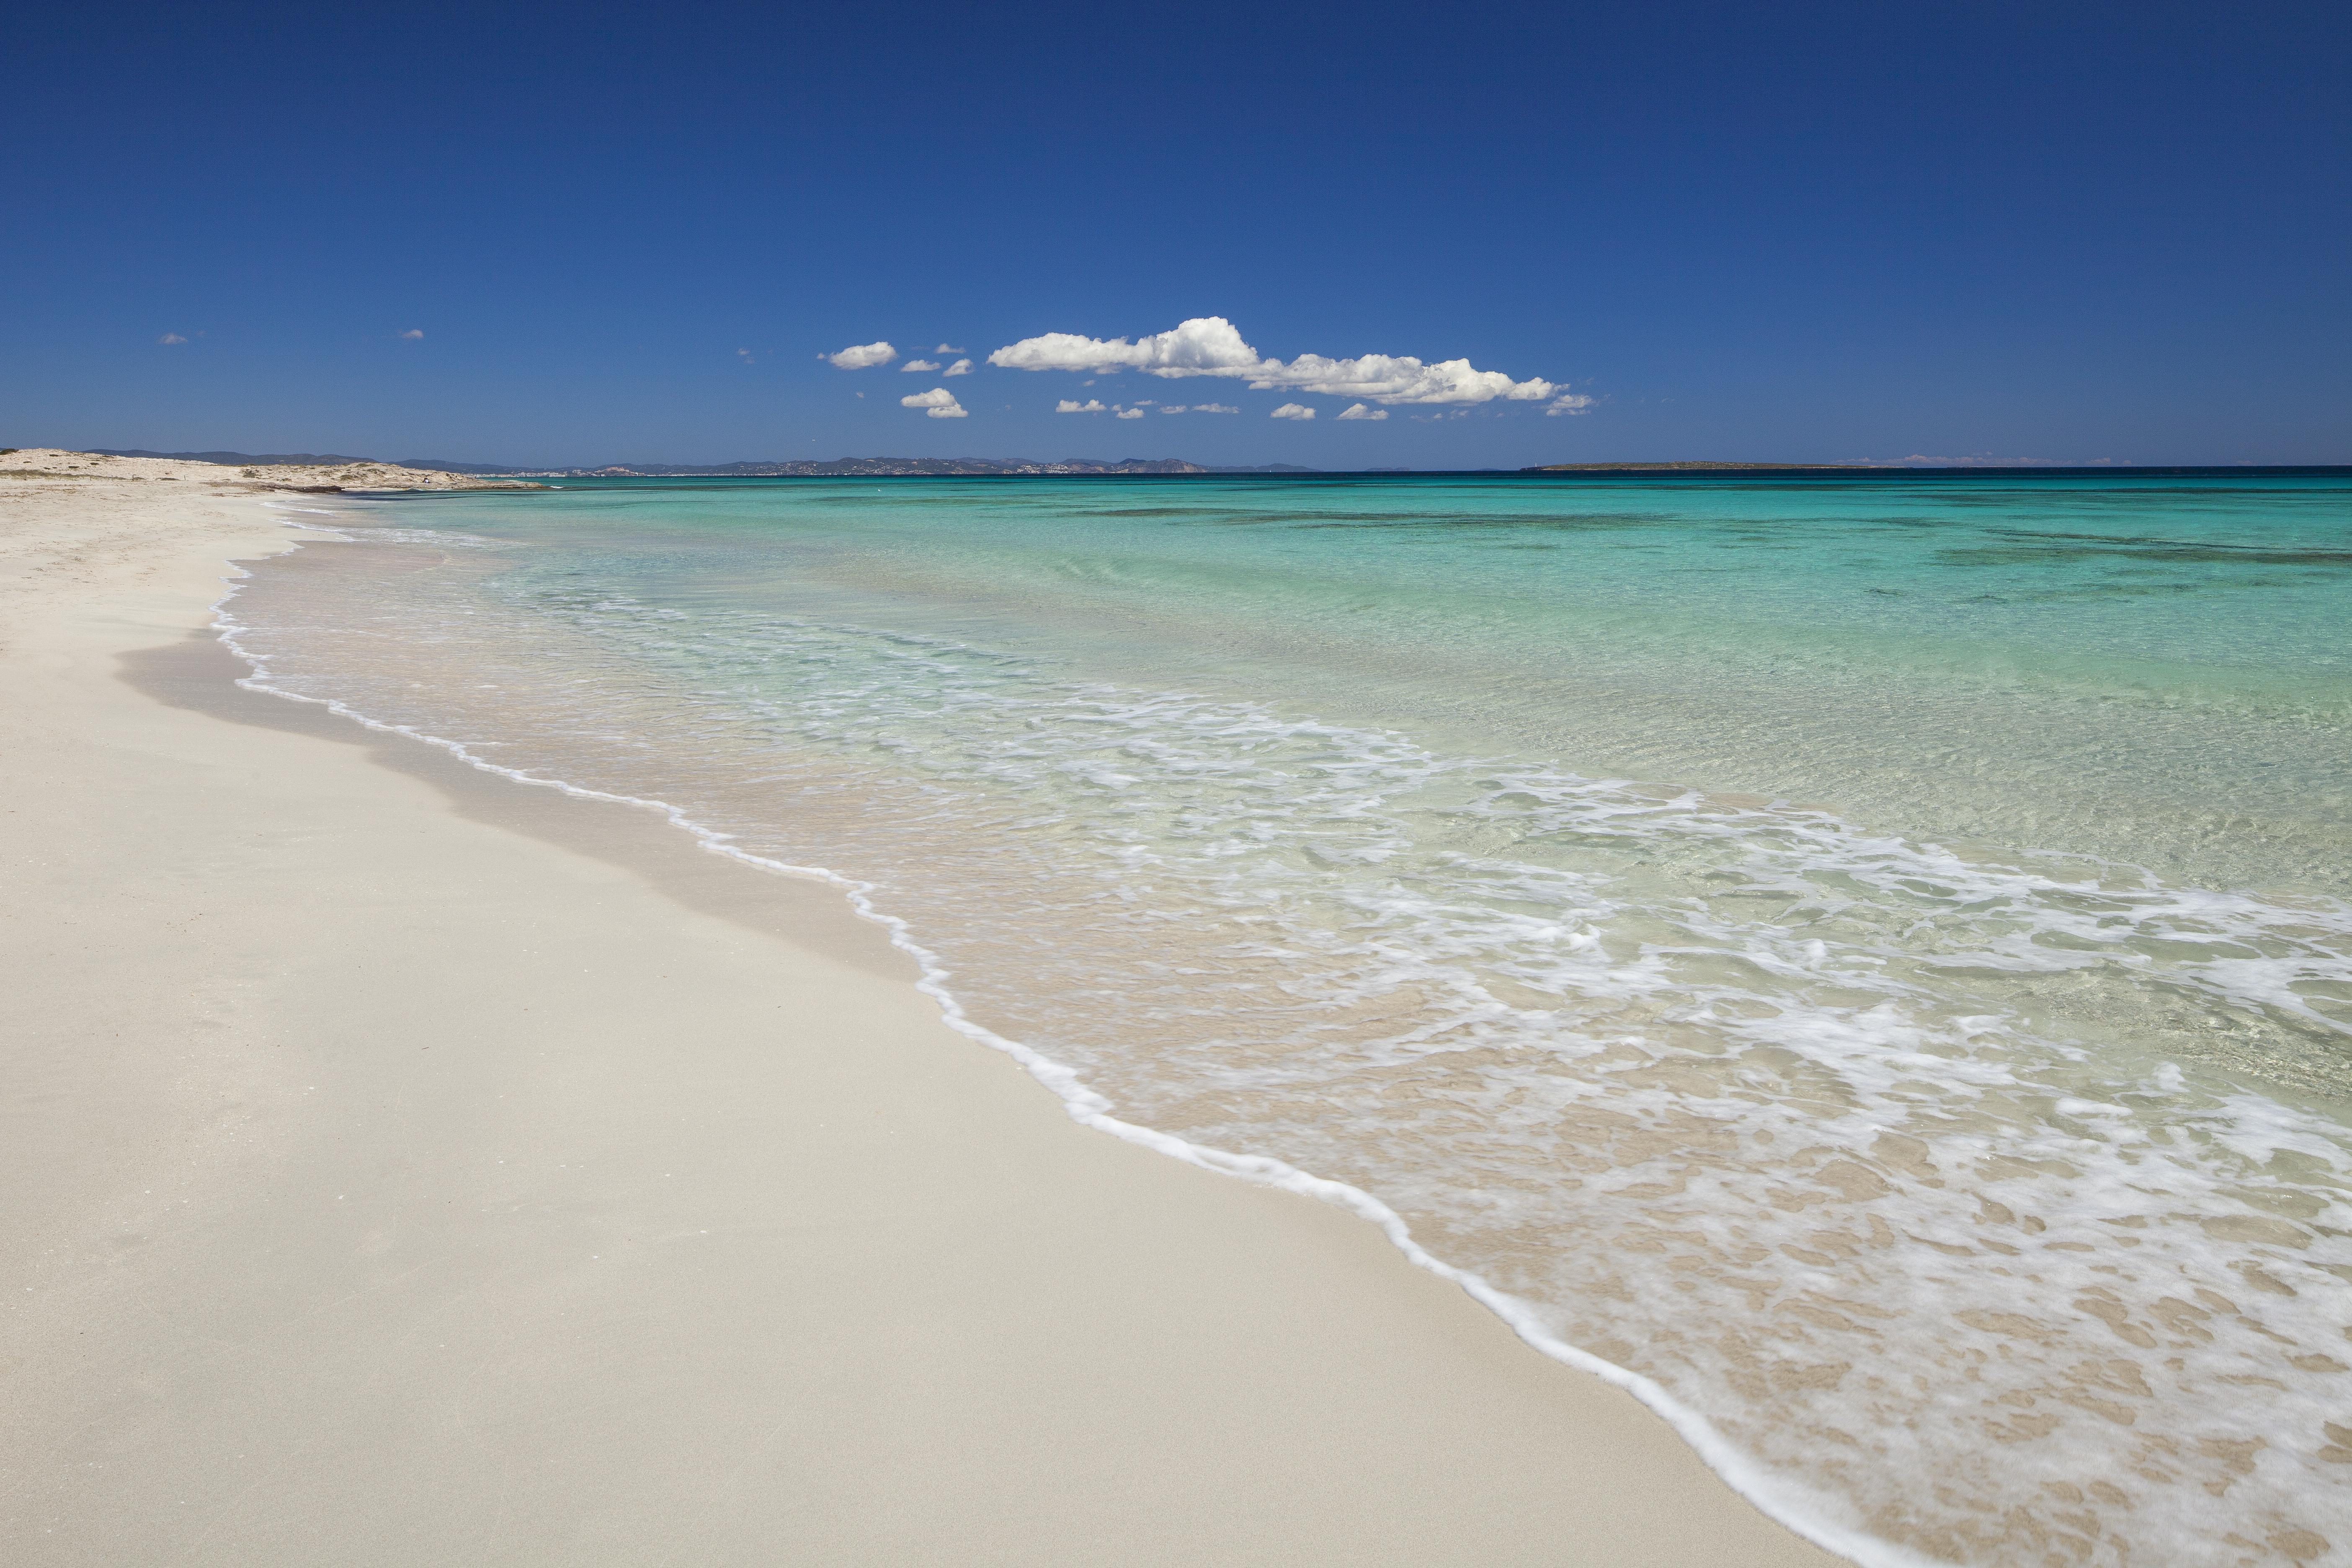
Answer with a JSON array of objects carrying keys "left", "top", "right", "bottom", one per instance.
[{"left": 1521, "top": 460, "right": 1901, "bottom": 472}]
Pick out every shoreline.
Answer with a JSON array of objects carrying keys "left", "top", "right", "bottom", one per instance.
[
  {"left": 211, "top": 524, "right": 1898, "bottom": 1568},
  {"left": 2, "top": 457, "right": 1848, "bottom": 1564}
]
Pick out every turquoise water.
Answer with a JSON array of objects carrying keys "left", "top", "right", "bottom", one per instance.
[{"left": 229, "top": 472, "right": 2352, "bottom": 1566}]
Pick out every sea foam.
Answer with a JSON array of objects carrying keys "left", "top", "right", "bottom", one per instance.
[{"left": 218, "top": 487, "right": 2352, "bottom": 1567}]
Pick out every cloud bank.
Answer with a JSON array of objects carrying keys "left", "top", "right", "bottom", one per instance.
[
  {"left": 990, "top": 316, "right": 1557, "bottom": 405},
  {"left": 902, "top": 387, "right": 967, "bottom": 418},
  {"left": 826, "top": 340, "right": 897, "bottom": 369}
]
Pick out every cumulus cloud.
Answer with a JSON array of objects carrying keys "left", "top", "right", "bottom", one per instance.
[
  {"left": 1546, "top": 394, "right": 1594, "bottom": 416},
  {"left": 992, "top": 316, "right": 1259, "bottom": 377},
  {"left": 1191, "top": 402, "right": 1239, "bottom": 413},
  {"left": 902, "top": 387, "right": 967, "bottom": 418},
  {"left": 1270, "top": 403, "right": 1316, "bottom": 420},
  {"left": 1336, "top": 403, "right": 1387, "bottom": 420},
  {"left": 1056, "top": 398, "right": 1109, "bottom": 413},
  {"left": 935, "top": 343, "right": 962, "bottom": 354},
  {"left": 1116, "top": 407, "right": 1145, "bottom": 419},
  {"left": 400, "top": 328, "right": 425, "bottom": 341},
  {"left": 942, "top": 358, "right": 973, "bottom": 376},
  {"left": 900, "top": 358, "right": 939, "bottom": 372},
  {"left": 990, "top": 316, "right": 1556, "bottom": 405},
  {"left": 157, "top": 332, "right": 187, "bottom": 345},
  {"left": 1270, "top": 353, "right": 1552, "bottom": 405},
  {"left": 826, "top": 340, "right": 897, "bottom": 369}
]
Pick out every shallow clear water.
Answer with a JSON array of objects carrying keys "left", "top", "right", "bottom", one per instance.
[{"left": 228, "top": 472, "right": 2352, "bottom": 1566}]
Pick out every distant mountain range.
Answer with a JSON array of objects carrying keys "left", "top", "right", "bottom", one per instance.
[
  {"left": 1525, "top": 460, "right": 1901, "bottom": 471},
  {"left": 93, "top": 450, "right": 1322, "bottom": 477}
]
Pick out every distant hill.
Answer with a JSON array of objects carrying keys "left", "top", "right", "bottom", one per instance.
[
  {"left": 390, "top": 458, "right": 542, "bottom": 475},
  {"left": 494, "top": 457, "right": 1273, "bottom": 477},
  {"left": 1523, "top": 460, "right": 1900, "bottom": 472}
]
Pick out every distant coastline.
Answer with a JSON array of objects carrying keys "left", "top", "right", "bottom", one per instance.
[
  {"left": 86, "top": 449, "right": 1315, "bottom": 479},
  {"left": 1526, "top": 460, "right": 1901, "bottom": 471},
  {"left": 58, "top": 448, "right": 2347, "bottom": 481}
]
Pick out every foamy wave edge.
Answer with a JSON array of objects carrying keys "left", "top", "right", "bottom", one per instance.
[{"left": 208, "top": 511, "right": 1931, "bottom": 1568}]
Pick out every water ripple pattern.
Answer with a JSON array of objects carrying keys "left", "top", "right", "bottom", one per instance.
[{"left": 223, "top": 472, "right": 2352, "bottom": 1566}]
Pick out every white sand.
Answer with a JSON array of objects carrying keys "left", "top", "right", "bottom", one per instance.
[
  {"left": 0, "top": 456, "right": 1849, "bottom": 1565},
  {"left": 0, "top": 445, "right": 542, "bottom": 492}
]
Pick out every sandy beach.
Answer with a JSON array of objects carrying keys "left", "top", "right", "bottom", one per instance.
[{"left": 1, "top": 452, "right": 1846, "bottom": 1565}]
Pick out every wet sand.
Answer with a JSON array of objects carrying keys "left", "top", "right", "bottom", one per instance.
[{"left": 0, "top": 458, "right": 1847, "bottom": 1565}]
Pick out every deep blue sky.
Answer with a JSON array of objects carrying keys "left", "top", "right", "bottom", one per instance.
[{"left": 6, "top": 1, "right": 2346, "bottom": 467}]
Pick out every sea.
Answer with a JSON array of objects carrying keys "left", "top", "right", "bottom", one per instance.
[{"left": 220, "top": 469, "right": 2352, "bottom": 1566}]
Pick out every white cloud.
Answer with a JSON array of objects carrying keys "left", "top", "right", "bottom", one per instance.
[
  {"left": 990, "top": 316, "right": 1556, "bottom": 405},
  {"left": 1191, "top": 402, "right": 1239, "bottom": 413},
  {"left": 902, "top": 387, "right": 967, "bottom": 418},
  {"left": 1546, "top": 394, "right": 1593, "bottom": 416},
  {"left": 1269, "top": 353, "right": 1552, "bottom": 404},
  {"left": 1336, "top": 402, "right": 1387, "bottom": 420},
  {"left": 1159, "top": 405, "right": 1185, "bottom": 413},
  {"left": 1116, "top": 407, "right": 1145, "bottom": 419},
  {"left": 942, "top": 358, "right": 973, "bottom": 376},
  {"left": 901, "top": 358, "right": 939, "bottom": 372},
  {"left": 1056, "top": 399, "right": 1109, "bottom": 413},
  {"left": 935, "top": 343, "right": 962, "bottom": 353},
  {"left": 157, "top": 332, "right": 187, "bottom": 345},
  {"left": 399, "top": 328, "right": 425, "bottom": 341},
  {"left": 1270, "top": 403, "right": 1316, "bottom": 420},
  {"left": 992, "top": 316, "right": 1261, "bottom": 377},
  {"left": 737, "top": 347, "right": 754, "bottom": 363},
  {"left": 826, "top": 340, "right": 897, "bottom": 369}
]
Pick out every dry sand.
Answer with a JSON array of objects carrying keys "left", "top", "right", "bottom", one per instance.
[
  {"left": 0, "top": 446, "right": 542, "bottom": 493},
  {"left": 0, "top": 454, "right": 1850, "bottom": 1565}
]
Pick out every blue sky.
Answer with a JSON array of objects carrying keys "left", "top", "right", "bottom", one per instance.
[{"left": 6, "top": 0, "right": 2346, "bottom": 467}]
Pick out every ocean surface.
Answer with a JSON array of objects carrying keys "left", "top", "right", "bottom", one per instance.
[{"left": 224, "top": 471, "right": 2352, "bottom": 1565}]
